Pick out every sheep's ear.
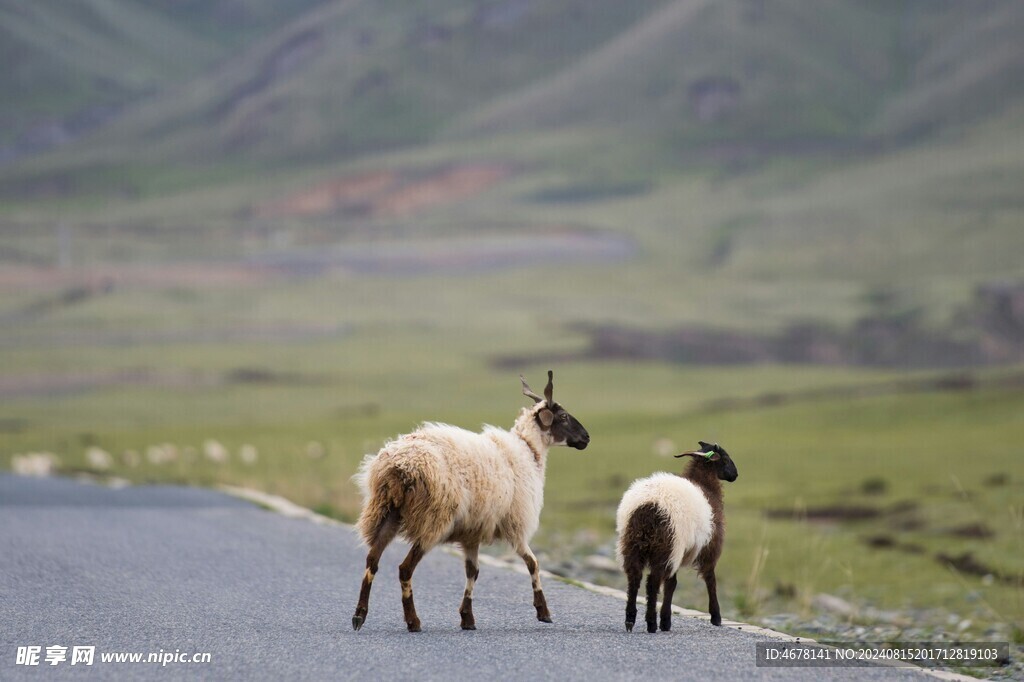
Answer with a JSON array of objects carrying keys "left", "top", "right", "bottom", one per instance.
[
  {"left": 674, "top": 451, "right": 702, "bottom": 459},
  {"left": 538, "top": 408, "right": 554, "bottom": 428},
  {"left": 706, "top": 452, "right": 721, "bottom": 461}
]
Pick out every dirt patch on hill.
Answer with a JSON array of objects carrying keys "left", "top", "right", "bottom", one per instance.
[{"left": 257, "top": 162, "right": 514, "bottom": 219}]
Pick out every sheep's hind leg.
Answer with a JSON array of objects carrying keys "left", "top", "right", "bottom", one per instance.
[
  {"left": 645, "top": 568, "right": 664, "bottom": 633},
  {"left": 459, "top": 543, "right": 480, "bottom": 630},
  {"left": 517, "top": 546, "right": 552, "bottom": 623},
  {"left": 352, "top": 509, "right": 399, "bottom": 631},
  {"left": 660, "top": 572, "right": 677, "bottom": 631},
  {"left": 399, "top": 544, "right": 427, "bottom": 632},
  {"left": 624, "top": 564, "right": 642, "bottom": 632}
]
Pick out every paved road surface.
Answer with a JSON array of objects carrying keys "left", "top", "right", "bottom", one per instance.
[{"left": 0, "top": 474, "right": 947, "bottom": 680}]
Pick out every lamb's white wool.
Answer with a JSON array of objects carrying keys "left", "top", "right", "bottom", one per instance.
[{"left": 615, "top": 472, "right": 714, "bottom": 574}]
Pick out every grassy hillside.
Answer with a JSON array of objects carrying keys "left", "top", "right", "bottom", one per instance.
[
  {"left": 5, "top": 0, "right": 1024, "bottom": 190},
  {"left": 0, "top": 0, "right": 324, "bottom": 151}
]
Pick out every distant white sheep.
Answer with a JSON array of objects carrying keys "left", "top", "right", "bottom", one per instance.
[
  {"left": 351, "top": 371, "right": 590, "bottom": 632},
  {"left": 11, "top": 452, "right": 59, "bottom": 477},
  {"left": 616, "top": 441, "right": 738, "bottom": 632}
]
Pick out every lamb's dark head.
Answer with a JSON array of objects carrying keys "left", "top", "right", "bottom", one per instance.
[
  {"left": 520, "top": 370, "right": 590, "bottom": 450},
  {"left": 675, "top": 440, "right": 738, "bottom": 482}
]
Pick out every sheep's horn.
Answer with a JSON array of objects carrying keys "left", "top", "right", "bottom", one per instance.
[
  {"left": 520, "top": 374, "right": 543, "bottom": 403},
  {"left": 543, "top": 370, "right": 554, "bottom": 404},
  {"left": 674, "top": 450, "right": 714, "bottom": 459}
]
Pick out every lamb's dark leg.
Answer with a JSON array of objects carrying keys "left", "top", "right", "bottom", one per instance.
[
  {"left": 459, "top": 543, "right": 480, "bottom": 630},
  {"left": 624, "top": 563, "right": 642, "bottom": 632},
  {"left": 660, "top": 572, "right": 678, "bottom": 631},
  {"left": 645, "top": 568, "right": 664, "bottom": 633},
  {"left": 701, "top": 567, "right": 722, "bottom": 626},
  {"left": 352, "top": 509, "right": 399, "bottom": 631},
  {"left": 518, "top": 545, "right": 552, "bottom": 623},
  {"left": 399, "top": 544, "right": 426, "bottom": 632}
]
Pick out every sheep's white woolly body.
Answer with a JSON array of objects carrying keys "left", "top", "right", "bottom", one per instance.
[
  {"left": 615, "top": 472, "right": 715, "bottom": 574},
  {"left": 354, "top": 405, "right": 550, "bottom": 550}
]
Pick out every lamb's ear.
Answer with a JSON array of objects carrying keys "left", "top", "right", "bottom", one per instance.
[{"left": 538, "top": 408, "right": 554, "bottom": 428}]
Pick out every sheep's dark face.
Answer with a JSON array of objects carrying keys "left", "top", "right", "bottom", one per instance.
[
  {"left": 538, "top": 403, "right": 590, "bottom": 450},
  {"left": 676, "top": 440, "right": 738, "bottom": 481},
  {"left": 520, "top": 370, "right": 590, "bottom": 450},
  {"left": 702, "top": 441, "right": 738, "bottom": 482}
]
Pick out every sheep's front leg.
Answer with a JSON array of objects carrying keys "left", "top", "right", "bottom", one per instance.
[
  {"left": 459, "top": 543, "right": 480, "bottom": 630},
  {"left": 517, "top": 546, "right": 552, "bottom": 623},
  {"left": 399, "top": 544, "right": 426, "bottom": 632},
  {"left": 701, "top": 567, "right": 722, "bottom": 626}
]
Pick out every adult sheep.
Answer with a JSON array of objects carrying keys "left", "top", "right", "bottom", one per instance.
[{"left": 351, "top": 371, "right": 590, "bottom": 632}]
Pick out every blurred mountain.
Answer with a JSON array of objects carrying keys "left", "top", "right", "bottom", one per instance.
[
  {"left": 1, "top": 0, "right": 1023, "bottom": 182},
  {"left": 0, "top": 0, "right": 326, "bottom": 160}
]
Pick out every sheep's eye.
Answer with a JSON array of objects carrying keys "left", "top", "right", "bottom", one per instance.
[{"left": 561, "top": 414, "right": 569, "bottom": 422}]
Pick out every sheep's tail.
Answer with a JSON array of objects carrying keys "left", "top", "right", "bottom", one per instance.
[
  {"left": 617, "top": 502, "right": 674, "bottom": 573},
  {"left": 352, "top": 453, "right": 408, "bottom": 547}
]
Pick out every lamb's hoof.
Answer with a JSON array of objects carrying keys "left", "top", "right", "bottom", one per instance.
[
  {"left": 625, "top": 621, "right": 634, "bottom": 633},
  {"left": 407, "top": 619, "right": 422, "bottom": 633},
  {"left": 352, "top": 614, "right": 364, "bottom": 631}
]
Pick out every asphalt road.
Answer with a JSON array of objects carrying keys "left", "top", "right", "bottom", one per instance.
[{"left": 0, "top": 474, "right": 947, "bottom": 681}]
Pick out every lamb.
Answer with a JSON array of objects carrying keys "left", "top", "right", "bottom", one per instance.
[
  {"left": 616, "top": 440, "right": 738, "bottom": 632},
  {"left": 351, "top": 370, "right": 590, "bottom": 632}
]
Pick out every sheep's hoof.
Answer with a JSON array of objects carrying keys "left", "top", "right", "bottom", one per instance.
[
  {"left": 538, "top": 614, "right": 553, "bottom": 624},
  {"left": 461, "top": 623, "right": 476, "bottom": 631},
  {"left": 352, "top": 614, "right": 364, "bottom": 631},
  {"left": 460, "top": 614, "right": 476, "bottom": 630},
  {"left": 660, "top": 618, "right": 671, "bottom": 632},
  {"left": 646, "top": 621, "right": 658, "bottom": 634},
  {"left": 625, "top": 621, "right": 634, "bottom": 633},
  {"left": 407, "top": 619, "right": 422, "bottom": 633},
  {"left": 710, "top": 616, "right": 722, "bottom": 627}
]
